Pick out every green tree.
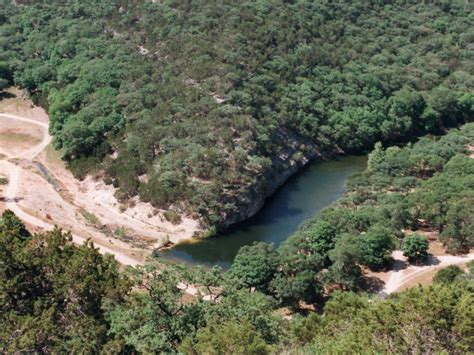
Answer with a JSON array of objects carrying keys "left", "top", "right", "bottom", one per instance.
[
  {"left": 271, "top": 236, "right": 324, "bottom": 307},
  {"left": 227, "top": 242, "right": 278, "bottom": 290},
  {"left": 433, "top": 265, "right": 464, "bottom": 284},
  {"left": 357, "top": 225, "right": 395, "bottom": 270},
  {"left": 106, "top": 264, "right": 202, "bottom": 353},
  {"left": 440, "top": 197, "right": 474, "bottom": 254},
  {"left": 0, "top": 211, "right": 128, "bottom": 353},
  {"left": 367, "top": 142, "right": 385, "bottom": 172},
  {"left": 402, "top": 234, "right": 429, "bottom": 262},
  {"left": 326, "top": 234, "right": 363, "bottom": 291},
  {"left": 0, "top": 61, "right": 11, "bottom": 92},
  {"left": 386, "top": 87, "right": 426, "bottom": 138},
  {"left": 180, "top": 320, "right": 269, "bottom": 355},
  {"left": 304, "top": 220, "right": 339, "bottom": 259},
  {"left": 303, "top": 283, "right": 473, "bottom": 353},
  {"left": 270, "top": 270, "right": 321, "bottom": 309}
]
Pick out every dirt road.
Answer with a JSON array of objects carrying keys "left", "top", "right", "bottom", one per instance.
[
  {"left": 379, "top": 250, "right": 474, "bottom": 296},
  {"left": 2, "top": 95, "right": 472, "bottom": 286},
  {"left": 0, "top": 112, "right": 142, "bottom": 266}
]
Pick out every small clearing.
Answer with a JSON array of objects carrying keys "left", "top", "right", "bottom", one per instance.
[
  {"left": 0, "top": 89, "right": 201, "bottom": 265},
  {"left": 376, "top": 250, "right": 474, "bottom": 296}
]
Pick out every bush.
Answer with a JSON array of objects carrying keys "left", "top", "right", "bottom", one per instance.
[
  {"left": 402, "top": 234, "right": 429, "bottom": 262},
  {"left": 163, "top": 211, "right": 182, "bottom": 225},
  {"left": 433, "top": 265, "right": 464, "bottom": 284}
]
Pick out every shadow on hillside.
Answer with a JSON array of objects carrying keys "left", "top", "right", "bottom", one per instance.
[
  {"left": 0, "top": 196, "right": 24, "bottom": 203},
  {"left": 389, "top": 254, "right": 441, "bottom": 271},
  {"left": 0, "top": 91, "right": 16, "bottom": 100},
  {"left": 424, "top": 255, "right": 441, "bottom": 266},
  {"left": 362, "top": 276, "right": 386, "bottom": 293}
]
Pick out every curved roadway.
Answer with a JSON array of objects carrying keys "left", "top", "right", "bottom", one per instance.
[
  {"left": 1, "top": 113, "right": 471, "bottom": 284},
  {"left": 0, "top": 113, "right": 141, "bottom": 266}
]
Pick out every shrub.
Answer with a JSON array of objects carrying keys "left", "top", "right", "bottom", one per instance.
[{"left": 402, "top": 234, "right": 429, "bottom": 262}]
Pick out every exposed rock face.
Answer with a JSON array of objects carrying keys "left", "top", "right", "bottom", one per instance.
[{"left": 217, "top": 129, "right": 325, "bottom": 230}]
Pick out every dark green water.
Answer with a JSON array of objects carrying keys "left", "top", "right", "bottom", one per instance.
[{"left": 158, "top": 155, "right": 367, "bottom": 269}]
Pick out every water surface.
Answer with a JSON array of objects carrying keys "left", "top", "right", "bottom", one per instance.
[{"left": 158, "top": 155, "right": 367, "bottom": 269}]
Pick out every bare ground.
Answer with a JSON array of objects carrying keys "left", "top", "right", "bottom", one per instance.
[
  {"left": 366, "top": 245, "right": 474, "bottom": 297},
  {"left": 0, "top": 89, "right": 201, "bottom": 265},
  {"left": 2, "top": 87, "right": 472, "bottom": 291},
  {"left": 368, "top": 145, "right": 474, "bottom": 295}
]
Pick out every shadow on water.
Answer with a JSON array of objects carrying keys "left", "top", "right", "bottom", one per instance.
[{"left": 158, "top": 155, "right": 367, "bottom": 269}]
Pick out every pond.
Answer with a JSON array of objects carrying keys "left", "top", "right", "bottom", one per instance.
[{"left": 158, "top": 155, "right": 367, "bottom": 269}]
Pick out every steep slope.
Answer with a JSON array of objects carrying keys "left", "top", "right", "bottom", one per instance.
[{"left": 1, "top": 0, "right": 472, "bottom": 233}]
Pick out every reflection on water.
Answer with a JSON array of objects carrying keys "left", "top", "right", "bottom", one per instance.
[{"left": 158, "top": 155, "right": 367, "bottom": 269}]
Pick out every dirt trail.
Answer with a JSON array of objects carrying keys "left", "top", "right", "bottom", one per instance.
[
  {"left": 0, "top": 89, "right": 203, "bottom": 266},
  {"left": 379, "top": 250, "right": 474, "bottom": 296},
  {"left": 0, "top": 112, "right": 142, "bottom": 266}
]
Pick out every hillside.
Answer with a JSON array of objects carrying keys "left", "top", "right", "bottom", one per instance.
[
  {"left": 1, "top": 208, "right": 473, "bottom": 353},
  {"left": 221, "top": 122, "right": 474, "bottom": 307},
  {"left": 1, "top": 0, "right": 473, "bottom": 232}
]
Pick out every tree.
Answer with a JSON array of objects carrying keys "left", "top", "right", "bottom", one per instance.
[
  {"left": 0, "top": 77, "right": 7, "bottom": 92},
  {"left": 227, "top": 242, "right": 278, "bottom": 290},
  {"left": 326, "top": 234, "right": 363, "bottom": 291},
  {"left": 357, "top": 225, "right": 395, "bottom": 270},
  {"left": 0, "top": 61, "right": 11, "bottom": 92},
  {"left": 271, "top": 236, "right": 324, "bottom": 307},
  {"left": 304, "top": 220, "right": 339, "bottom": 259},
  {"left": 180, "top": 320, "right": 269, "bottom": 355},
  {"left": 427, "top": 86, "right": 461, "bottom": 127},
  {"left": 303, "top": 283, "right": 473, "bottom": 353},
  {"left": 367, "top": 142, "right": 385, "bottom": 172},
  {"left": 386, "top": 87, "right": 426, "bottom": 138},
  {"left": 270, "top": 270, "right": 321, "bottom": 308},
  {"left": 440, "top": 197, "right": 474, "bottom": 254},
  {"left": 207, "top": 288, "right": 283, "bottom": 344},
  {"left": 402, "top": 234, "right": 429, "bottom": 262},
  {"left": 0, "top": 209, "right": 30, "bottom": 239},
  {"left": 433, "top": 265, "right": 464, "bottom": 284},
  {"left": 0, "top": 211, "right": 128, "bottom": 353},
  {"left": 106, "top": 264, "right": 203, "bottom": 353}
]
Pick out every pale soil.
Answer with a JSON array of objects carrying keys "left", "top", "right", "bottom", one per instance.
[
  {"left": 369, "top": 144, "right": 474, "bottom": 295},
  {"left": 0, "top": 89, "right": 201, "bottom": 265},
  {"left": 467, "top": 145, "right": 474, "bottom": 158},
  {"left": 0, "top": 116, "right": 43, "bottom": 157},
  {"left": 0, "top": 88, "right": 48, "bottom": 123},
  {"left": 397, "top": 261, "right": 471, "bottom": 292},
  {"left": 374, "top": 250, "right": 474, "bottom": 296},
  {"left": 371, "top": 229, "right": 471, "bottom": 296}
]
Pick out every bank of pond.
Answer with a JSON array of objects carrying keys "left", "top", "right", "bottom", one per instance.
[{"left": 158, "top": 155, "right": 367, "bottom": 268}]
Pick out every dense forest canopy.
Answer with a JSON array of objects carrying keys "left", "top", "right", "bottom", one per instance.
[
  {"left": 1, "top": 210, "right": 473, "bottom": 353},
  {"left": 1, "top": 1, "right": 473, "bottom": 352},
  {"left": 226, "top": 123, "right": 474, "bottom": 302},
  {"left": 0, "top": 0, "right": 472, "bottom": 230}
]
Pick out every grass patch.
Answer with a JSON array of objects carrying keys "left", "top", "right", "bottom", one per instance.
[
  {"left": 163, "top": 210, "right": 182, "bottom": 225},
  {"left": 78, "top": 208, "right": 101, "bottom": 227},
  {"left": 114, "top": 226, "right": 133, "bottom": 242},
  {"left": 0, "top": 132, "right": 41, "bottom": 144},
  {"left": 114, "top": 226, "right": 126, "bottom": 238},
  {"left": 68, "top": 156, "right": 102, "bottom": 180}
]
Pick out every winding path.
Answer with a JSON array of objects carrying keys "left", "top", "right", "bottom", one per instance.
[
  {"left": 0, "top": 113, "right": 142, "bottom": 266},
  {"left": 380, "top": 250, "right": 474, "bottom": 296},
  {"left": 2, "top": 112, "right": 472, "bottom": 285}
]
